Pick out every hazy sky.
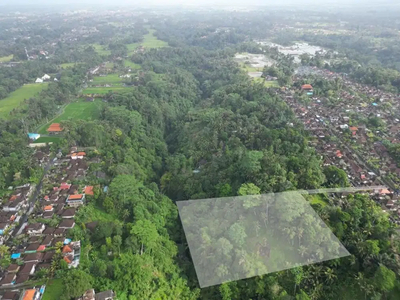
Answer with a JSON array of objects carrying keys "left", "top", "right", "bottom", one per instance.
[{"left": 1, "top": 0, "right": 395, "bottom": 6}]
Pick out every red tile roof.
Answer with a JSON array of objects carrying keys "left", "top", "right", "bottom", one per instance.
[
  {"left": 84, "top": 186, "right": 94, "bottom": 195},
  {"left": 63, "top": 245, "right": 73, "bottom": 253},
  {"left": 47, "top": 123, "right": 63, "bottom": 132},
  {"left": 63, "top": 256, "right": 72, "bottom": 264},
  {"left": 301, "top": 84, "right": 313, "bottom": 90},
  {"left": 68, "top": 194, "right": 83, "bottom": 200}
]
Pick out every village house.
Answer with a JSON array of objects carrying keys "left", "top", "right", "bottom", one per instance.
[
  {"left": 47, "top": 123, "right": 63, "bottom": 134},
  {"left": 66, "top": 194, "right": 85, "bottom": 207},
  {"left": 26, "top": 223, "right": 45, "bottom": 236},
  {"left": 19, "top": 262, "right": 36, "bottom": 275},
  {"left": 0, "top": 273, "right": 16, "bottom": 286},
  {"left": 58, "top": 219, "right": 75, "bottom": 229}
]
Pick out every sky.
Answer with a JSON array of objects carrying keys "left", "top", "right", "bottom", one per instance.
[{"left": 1, "top": 0, "right": 396, "bottom": 6}]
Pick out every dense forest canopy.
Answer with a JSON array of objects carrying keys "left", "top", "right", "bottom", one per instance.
[{"left": 0, "top": 5, "right": 400, "bottom": 300}]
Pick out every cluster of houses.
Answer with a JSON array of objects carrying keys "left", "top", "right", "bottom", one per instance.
[
  {"left": 0, "top": 185, "right": 35, "bottom": 246},
  {"left": 280, "top": 66, "right": 400, "bottom": 222},
  {"left": 0, "top": 148, "right": 96, "bottom": 295}
]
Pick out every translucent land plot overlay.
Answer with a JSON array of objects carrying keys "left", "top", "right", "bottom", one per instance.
[{"left": 177, "top": 191, "right": 350, "bottom": 288}]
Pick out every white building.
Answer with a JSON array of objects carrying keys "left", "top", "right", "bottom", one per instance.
[
  {"left": 35, "top": 78, "right": 43, "bottom": 83},
  {"left": 42, "top": 74, "right": 51, "bottom": 81}
]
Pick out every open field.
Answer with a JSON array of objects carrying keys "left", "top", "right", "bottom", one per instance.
[
  {"left": 42, "top": 279, "right": 63, "bottom": 300},
  {"left": 60, "top": 62, "right": 77, "bottom": 69},
  {"left": 124, "top": 59, "right": 141, "bottom": 69},
  {"left": 253, "top": 77, "right": 279, "bottom": 87},
  {"left": 38, "top": 100, "right": 102, "bottom": 134},
  {"left": 0, "top": 54, "right": 13, "bottom": 62},
  {"left": 82, "top": 87, "right": 130, "bottom": 94},
  {"left": 33, "top": 136, "right": 62, "bottom": 144},
  {"left": 92, "top": 43, "right": 111, "bottom": 55},
  {"left": 92, "top": 74, "right": 122, "bottom": 83},
  {"left": 142, "top": 29, "right": 168, "bottom": 48},
  {"left": 0, "top": 83, "right": 49, "bottom": 119}
]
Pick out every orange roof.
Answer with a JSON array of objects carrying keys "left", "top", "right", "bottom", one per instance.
[
  {"left": 47, "top": 123, "right": 63, "bottom": 132},
  {"left": 77, "top": 152, "right": 86, "bottom": 156},
  {"left": 23, "top": 289, "right": 36, "bottom": 300},
  {"left": 9, "top": 195, "right": 17, "bottom": 201},
  {"left": 63, "top": 245, "right": 73, "bottom": 253},
  {"left": 349, "top": 126, "right": 358, "bottom": 131},
  {"left": 44, "top": 205, "right": 52, "bottom": 211},
  {"left": 68, "top": 194, "right": 83, "bottom": 200},
  {"left": 84, "top": 186, "right": 94, "bottom": 195},
  {"left": 63, "top": 256, "right": 72, "bottom": 264},
  {"left": 301, "top": 84, "right": 313, "bottom": 89}
]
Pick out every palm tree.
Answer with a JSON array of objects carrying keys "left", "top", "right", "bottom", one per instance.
[{"left": 324, "top": 267, "right": 337, "bottom": 283}]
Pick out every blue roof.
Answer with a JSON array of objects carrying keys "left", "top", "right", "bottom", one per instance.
[
  {"left": 28, "top": 133, "right": 40, "bottom": 138},
  {"left": 64, "top": 238, "right": 71, "bottom": 245},
  {"left": 103, "top": 186, "right": 108, "bottom": 192},
  {"left": 11, "top": 253, "right": 21, "bottom": 259},
  {"left": 372, "top": 103, "right": 378, "bottom": 106}
]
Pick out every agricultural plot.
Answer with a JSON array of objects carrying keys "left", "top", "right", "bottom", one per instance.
[
  {"left": 38, "top": 99, "right": 102, "bottom": 134},
  {"left": 124, "top": 60, "right": 141, "bottom": 69},
  {"left": 0, "top": 54, "right": 13, "bottom": 62},
  {"left": 60, "top": 62, "right": 78, "bottom": 69},
  {"left": 32, "top": 136, "right": 62, "bottom": 144},
  {"left": 142, "top": 29, "right": 168, "bottom": 48},
  {"left": 92, "top": 43, "right": 111, "bottom": 56},
  {"left": 92, "top": 74, "right": 122, "bottom": 84},
  {"left": 82, "top": 87, "right": 130, "bottom": 94},
  {"left": 0, "top": 83, "right": 48, "bottom": 119}
]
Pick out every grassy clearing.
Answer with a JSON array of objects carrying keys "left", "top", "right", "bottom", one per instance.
[
  {"left": 0, "top": 54, "right": 13, "bottom": 62},
  {"left": 92, "top": 43, "right": 111, "bottom": 56},
  {"left": 38, "top": 100, "right": 102, "bottom": 134},
  {"left": 310, "top": 194, "right": 328, "bottom": 207},
  {"left": 142, "top": 29, "right": 168, "bottom": 48},
  {"left": 92, "top": 74, "right": 122, "bottom": 83},
  {"left": 42, "top": 279, "right": 63, "bottom": 300},
  {"left": 33, "top": 136, "right": 62, "bottom": 144},
  {"left": 0, "top": 83, "right": 49, "bottom": 119},
  {"left": 60, "top": 62, "right": 78, "bottom": 69},
  {"left": 124, "top": 59, "right": 141, "bottom": 69},
  {"left": 253, "top": 77, "right": 279, "bottom": 87},
  {"left": 82, "top": 87, "right": 129, "bottom": 94}
]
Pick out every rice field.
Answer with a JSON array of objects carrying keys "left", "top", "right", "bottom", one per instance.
[
  {"left": 124, "top": 60, "right": 141, "bottom": 69},
  {"left": 60, "top": 62, "right": 81, "bottom": 69},
  {"left": 92, "top": 74, "right": 122, "bottom": 83},
  {"left": 142, "top": 29, "right": 168, "bottom": 48},
  {"left": 0, "top": 54, "right": 13, "bottom": 62},
  {"left": 38, "top": 99, "right": 102, "bottom": 134},
  {"left": 92, "top": 44, "right": 111, "bottom": 56},
  {"left": 82, "top": 87, "right": 130, "bottom": 94},
  {"left": 0, "top": 83, "right": 49, "bottom": 119}
]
